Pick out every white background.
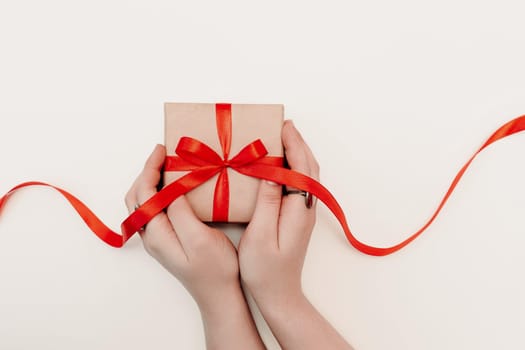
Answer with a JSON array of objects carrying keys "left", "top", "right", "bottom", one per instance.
[{"left": 1, "top": 1, "right": 524, "bottom": 349}]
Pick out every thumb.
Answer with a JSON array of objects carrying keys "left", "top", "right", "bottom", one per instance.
[{"left": 245, "top": 180, "right": 283, "bottom": 244}]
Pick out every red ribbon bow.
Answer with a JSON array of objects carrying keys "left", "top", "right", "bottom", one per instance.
[
  {"left": 2, "top": 107, "right": 525, "bottom": 256},
  {"left": 166, "top": 137, "right": 275, "bottom": 221},
  {"left": 163, "top": 103, "right": 284, "bottom": 221}
]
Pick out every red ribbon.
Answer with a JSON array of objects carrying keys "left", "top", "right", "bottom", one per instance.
[{"left": 2, "top": 109, "right": 525, "bottom": 256}]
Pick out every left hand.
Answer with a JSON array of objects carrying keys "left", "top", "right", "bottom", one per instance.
[
  {"left": 124, "top": 144, "right": 240, "bottom": 310},
  {"left": 125, "top": 144, "right": 266, "bottom": 350}
]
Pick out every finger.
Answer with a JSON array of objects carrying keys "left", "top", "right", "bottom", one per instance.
[
  {"left": 125, "top": 144, "right": 164, "bottom": 212},
  {"left": 279, "top": 120, "right": 317, "bottom": 250},
  {"left": 243, "top": 179, "right": 282, "bottom": 250},
  {"left": 303, "top": 140, "right": 320, "bottom": 182},
  {"left": 139, "top": 206, "right": 187, "bottom": 265},
  {"left": 166, "top": 191, "right": 218, "bottom": 257},
  {"left": 134, "top": 145, "right": 187, "bottom": 263},
  {"left": 282, "top": 119, "right": 319, "bottom": 208},
  {"left": 282, "top": 120, "right": 319, "bottom": 180},
  {"left": 282, "top": 120, "right": 310, "bottom": 177},
  {"left": 124, "top": 144, "right": 164, "bottom": 211},
  {"left": 300, "top": 132, "right": 320, "bottom": 210},
  {"left": 125, "top": 179, "right": 139, "bottom": 214},
  {"left": 136, "top": 144, "right": 166, "bottom": 200},
  {"left": 125, "top": 185, "right": 138, "bottom": 214}
]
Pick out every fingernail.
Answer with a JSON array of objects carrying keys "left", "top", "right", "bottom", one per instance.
[{"left": 265, "top": 180, "right": 279, "bottom": 186}]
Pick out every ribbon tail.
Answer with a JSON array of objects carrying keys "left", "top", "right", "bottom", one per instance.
[
  {"left": 0, "top": 167, "right": 221, "bottom": 248},
  {"left": 237, "top": 114, "right": 525, "bottom": 256},
  {"left": 0, "top": 181, "right": 125, "bottom": 247},
  {"left": 237, "top": 165, "right": 397, "bottom": 255},
  {"left": 236, "top": 136, "right": 508, "bottom": 257},
  {"left": 121, "top": 166, "right": 221, "bottom": 238}
]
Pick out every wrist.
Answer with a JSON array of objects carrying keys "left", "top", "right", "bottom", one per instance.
[
  {"left": 253, "top": 290, "right": 354, "bottom": 350},
  {"left": 252, "top": 286, "right": 308, "bottom": 320},
  {"left": 197, "top": 280, "right": 266, "bottom": 350},
  {"left": 197, "top": 280, "right": 247, "bottom": 319}
]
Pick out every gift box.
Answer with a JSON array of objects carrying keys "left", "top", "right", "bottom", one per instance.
[{"left": 164, "top": 102, "right": 284, "bottom": 223}]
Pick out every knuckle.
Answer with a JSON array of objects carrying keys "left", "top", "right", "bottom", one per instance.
[
  {"left": 142, "top": 235, "right": 162, "bottom": 258},
  {"left": 262, "top": 190, "right": 281, "bottom": 205},
  {"left": 256, "top": 182, "right": 283, "bottom": 208}
]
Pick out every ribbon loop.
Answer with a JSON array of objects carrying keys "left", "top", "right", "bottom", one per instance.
[
  {"left": 175, "top": 137, "right": 224, "bottom": 167},
  {"left": 225, "top": 139, "right": 268, "bottom": 168}
]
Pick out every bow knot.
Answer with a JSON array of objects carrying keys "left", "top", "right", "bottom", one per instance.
[{"left": 175, "top": 136, "right": 269, "bottom": 170}]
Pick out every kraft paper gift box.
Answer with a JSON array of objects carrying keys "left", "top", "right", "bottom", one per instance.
[{"left": 164, "top": 102, "right": 284, "bottom": 223}]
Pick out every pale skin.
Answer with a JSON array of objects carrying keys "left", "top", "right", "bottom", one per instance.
[{"left": 125, "top": 120, "right": 353, "bottom": 350}]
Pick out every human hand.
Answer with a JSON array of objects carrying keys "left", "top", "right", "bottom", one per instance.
[
  {"left": 124, "top": 144, "right": 240, "bottom": 310},
  {"left": 238, "top": 120, "right": 353, "bottom": 350},
  {"left": 238, "top": 119, "right": 320, "bottom": 306},
  {"left": 125, "top": 144, "right": 266, "bottom": 349}
]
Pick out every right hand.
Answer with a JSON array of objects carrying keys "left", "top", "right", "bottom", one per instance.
[
  {"left": 238, "top": 120, "right": 320, "bottom": 306},
  {"left": 239, "top": 121, "right": 353, "bottom": 350}
]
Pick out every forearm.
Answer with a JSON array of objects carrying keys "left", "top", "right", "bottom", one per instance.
[
  {"left": 255, "top": 291, "right": 353, "bottom": 350},
  {"left": 199, "top": 282, "right": 266, "bottom": 350}
]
